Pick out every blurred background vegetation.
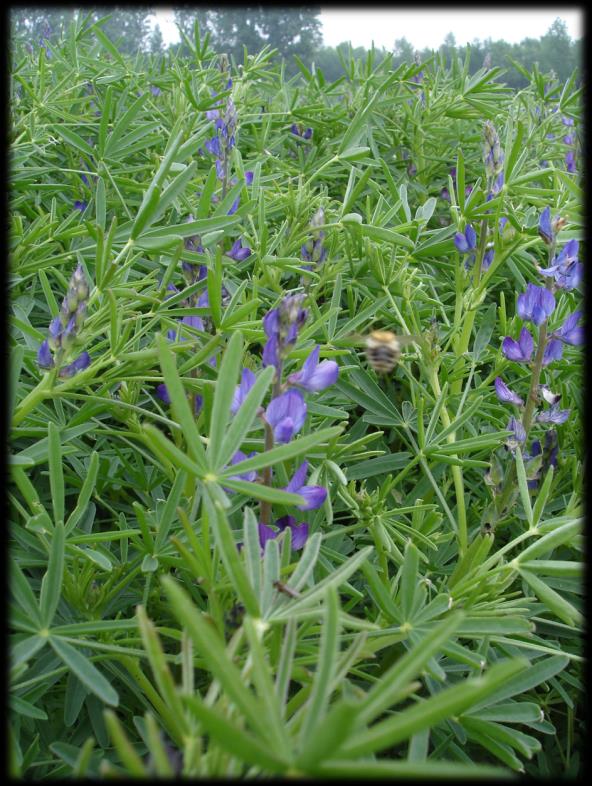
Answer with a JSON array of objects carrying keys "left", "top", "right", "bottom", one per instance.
[{"left": 10, "top": 6, "right": 581, "bottom": 87}]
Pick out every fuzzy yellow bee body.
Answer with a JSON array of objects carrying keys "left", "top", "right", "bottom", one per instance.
[{"left": 364, "top": 330, "right": 418, "bottom": 374}]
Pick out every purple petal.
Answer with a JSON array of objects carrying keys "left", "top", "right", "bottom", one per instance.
[
  {"left": 536, "top": 405, "right": 570, "bottom": 424},
  {"left": 542, "top": 338, "right": 563, "bottom": 366},
  {"left": 286, "top": 461, "right": 309, "bottom": 493},
  {"left": 245, "top": 171, "right": 254, "bottom": 185},
  {"left": 37, "top": 340, "right": 54, "bottom": 369},
  {"left": 518, "top": 327, "right": 534, "bottom": 360},
  {"left": 258, "top": 523, "right": 278, "bottom": 549},
  {"left": 494, "top": 377, "right": 523, "bottom": 406},
  {"left": 454, "top": 232, "right": 470, "bottom": 253},
  {"left": 155, "top": 384, "right": 171, "bottom": 404},
  {"left": 274, "top": 418, "right": 295, "bottom": 444},
  {"left": 265, "top": 390, "right": 307, "bottom": 431},
  {"left": 289, "top": 522, "right": 309, "bottom": 550},
  {"left": 297, "top": 485, "right": 327, "bottom": 511},
  {"left": 538, "top": 207, "right": 553, "bottom": 243}
]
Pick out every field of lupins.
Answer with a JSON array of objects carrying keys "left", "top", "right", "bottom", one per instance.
[{"left": 9, "top": 18, "right": 583, "bottom": 779}]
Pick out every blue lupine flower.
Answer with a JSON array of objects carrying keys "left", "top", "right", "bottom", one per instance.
[
  {"left": 290, "top": 124, "right": 313, "bottom": 140},
  {"left": 37, "top": 339, "right": 54, "bottom": 369},
  {"left": 150, "top": 85, "right": 161, "bottom": 96},
  {"left": 563, "top": 134, "right": 575, "bottom": 146},
  {"left": 440, "top": 186, "right": 450, "bottom": 201},
  {"left": 74, "top": 200, "right": 87, "bottom": 211},
  {"left": 502, "top": 328, "right": 534, "bottom": 363},
  {"left": 517, "top": 284, "right": 555, "bottom": 326},
  {"left": 264, "top": 390, "right": 307, "bottom": 443},
  {"left": 539, "top": 239, "right": 582, "bottom": 290},
  {"left": 542, "top": 338, "right": 563, "bottom": 366},
  {"left": 565, "top": 150, "right": 576, "bottom": 173},
  {"left": 231, "top": 368, "right": 257, "bottom": 414},
  {"left": 227, "top": 238, "right": 251, "bottom": 261},
  {"left": 538, "top": 207, "right": 553, "bottom": 244},
  {"left": 287, "top": 345, "right": 339, "bottom": 392},
  {"left": 245, "top": 170, "right": 254, "bottom": 185},
  {"left": 284, "top": 461, "right": 327, "bottom": 510},
  {"left": 552, "top": 310, "right": 583, "bottom": 345},
  {"left": 494, "top": 377, "right": 524, "bottom": 406},
  {"left": 59, "top": 351, "right": 91, "bottom": 378},
  {"left": 258, "top": 517, "right": 308, "bottom": 551},
  {"left": 536, "top": 404, "right": 570, "bottom": 424},
  {"left": 482, "top": 249, "right": 495, "bottom": 270},
  {"left": 562, "top": 116, "right": 574, "bottom": 126},
  {"left": 454, "top": 225, "right": 477, "bottom": 254}
]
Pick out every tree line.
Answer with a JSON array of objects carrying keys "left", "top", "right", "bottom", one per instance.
[{"left": 10, "top": 8, "right": 580, "bottom": 88}]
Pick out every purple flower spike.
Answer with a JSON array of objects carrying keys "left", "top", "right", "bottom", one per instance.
[
  {"left": 552, "top": 310, "right": 583, "bottom": 345},
  {"left": 502, "top": 327, "right": 534, "bottom": 363},
  {"left": 227, "top": 237, "right": 251, "bottom": 261},
  {"left": 494, "top": 377, "right": 524, "bottom": 406},
  {"left": 285, "top": 461, "right": 327, "bottom": 510},
  {"left": 37, "top": 339, "right": 54, "bottom": 369},
  {"left": 287, "top": 346, "right": 339, "bottom": 392},
  {"left": 262, "top": 335, "right": 280, "bottom": 370},
  {"left": 542, "top": 338, "right": 563, "bottom": 366},
  {"left": 565, "top": 150, "right": 576, "bottom": 173},
  {"left": 265, "top": 390, "right": 307, "bottom": 444},
  {"left": 536, "top": 404, "right": 570, "bottom": 424},
  {"left": 302, "top": 127, "right": 313, "bottom": 140},
  {"left": 454, "top": 225, "right": 477, "bottom": 254},
  {"left": 517, "top": 284, "right": 555, "bottom": 326},
  {"left": 245, "top": 171, "right": 254, "bottom": 185},
  {"left": 231, "top": 368, "right": 257, "bottom": 414}
]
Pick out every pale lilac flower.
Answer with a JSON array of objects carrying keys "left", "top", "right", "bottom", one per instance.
[
  {"left": 265, "top": 390, "right": 307, "bottom": 443},
  {"left": 552, "top": 310, "right": 583, "bottom": 345},
  {"left": 517, "top": 284, "right": 555, "bottom": 326},
  {"left": 284, "top": 461, "right": 327, "bottom": 510},
  {"left": 539, "top": 240, "right": 582, "bottom": 290},
  {"left": 287, "top": 346, "right": 339, "bottom": 392},
  {"left": 59, "top": 351, "right": 91, "bottom": 378},
  {"left": 37, "top": 340, "right": 54, "bottom": 369},
  {"left": 502, "top": 328, "right": 534, "bottom": 362},
  {"left": 539, "top": 385, "right": 561, "bottom": 406},
  {"left": 536, "top": 404, "right": 570, "bottom": 424},
  {"left": 494, "top": 377, "right": 524, "bottom": 406},
  {"left": 227, "top": 237, "right": 251, "bottom": 261},
  {"left": 454, "top": 225, "right": 477, "bottom": 254},
  {"left": 542, "top": 338, "right": 563, "bottom": 366},
  {"left": 506, "top": 416, "right": 526, "bottom": 446}
]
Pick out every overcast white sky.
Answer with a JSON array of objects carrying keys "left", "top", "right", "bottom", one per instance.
[{"left": 151, "top": 8, "right": 582, "bottom": 49}]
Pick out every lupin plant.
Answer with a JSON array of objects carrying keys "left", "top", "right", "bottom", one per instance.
[
  {"left": 9, "top": 19, "right": 583, "bottom": 782},
  {"left": 37, "top": 264, "right": 91, "bottom": 377}
]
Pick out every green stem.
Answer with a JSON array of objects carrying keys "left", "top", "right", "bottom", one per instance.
[{"left": 12, "top": 369, "right": 56, "bottom": 427}]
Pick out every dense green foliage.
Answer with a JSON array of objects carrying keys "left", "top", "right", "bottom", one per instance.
[{"left": 9, "top": 15, "right": 583, "bottom": 780}]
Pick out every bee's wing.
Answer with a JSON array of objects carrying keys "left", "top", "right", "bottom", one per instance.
[{"left": 396, "top": 334, "right": 421, "bottom": 348}]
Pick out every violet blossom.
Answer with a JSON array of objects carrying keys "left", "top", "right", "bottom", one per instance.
[
  {"left": 287, "top": 345, "right": 339, "bottom": 392},
  {"left": 502, "top": 328, "right": 534, "bottom": 363},
  {"left": 284, "top": 461, "right": 327, "bottom": 510}
]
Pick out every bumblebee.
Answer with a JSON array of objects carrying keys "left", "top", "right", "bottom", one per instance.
[{"left": 365, "top": 330, "right": 419, "bottom": 374}]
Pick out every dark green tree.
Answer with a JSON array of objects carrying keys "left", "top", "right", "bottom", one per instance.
[{"left": 148, "top": 22, "right": 165, "bottom": 54}]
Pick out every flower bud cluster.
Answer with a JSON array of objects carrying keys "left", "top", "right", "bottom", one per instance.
[
  {"left": 37, "top": 264, "right": 91, "bottom": 377},
  {"left": 301, "top": 207, "right": 327, "bottom": 267}
]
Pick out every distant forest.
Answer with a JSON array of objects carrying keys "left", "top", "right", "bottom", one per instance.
[{"left": 10, "top": 7, "right": 581, "bottom": 88}]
